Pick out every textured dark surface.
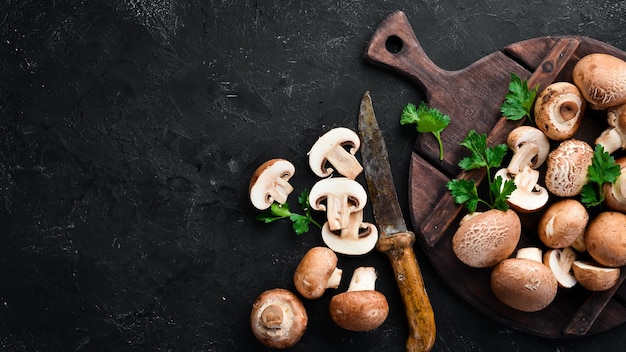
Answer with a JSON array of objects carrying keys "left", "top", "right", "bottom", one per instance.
[{"left": 1, "top": 1, "right": 626, "bottom": 351}]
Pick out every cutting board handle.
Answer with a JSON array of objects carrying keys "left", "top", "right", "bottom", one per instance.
[{"left": 364, "top": 11, "right": 447, "bottom": 99}]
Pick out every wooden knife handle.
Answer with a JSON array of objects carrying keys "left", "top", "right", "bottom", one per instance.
[{"left": 377, "top": 231, "right": 436, "bottom": 352}]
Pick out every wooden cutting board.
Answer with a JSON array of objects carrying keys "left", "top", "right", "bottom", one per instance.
[{"left": 364, "top": 11, "right": 626, "bottom": 338}]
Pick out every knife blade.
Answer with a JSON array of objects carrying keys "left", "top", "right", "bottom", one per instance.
[{"left": 358, "top": 91, "right": 436, "bottom": 352}]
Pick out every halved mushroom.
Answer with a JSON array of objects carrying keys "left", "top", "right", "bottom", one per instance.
[
  {"left": 572, "top": 53, "right": 626, "bottom": 110},
  {"left": 534, "top": 82, "right": 586, "bottom": 140},
  {"left": 491, "top": 247, "right": 558, "bottom": 312},
  {"left": 596, "top": 104, "right": 626, "bottom": 154},
  {"left": 506, "top": 126, "right": 551, "bottom": 173},
  {"left": 293, "top": 247, "right": 343, "bottom": 299},
  {"left": 309, "top": 177, "right": 367, "bottom": 231},
  {"left": 452, "top": 209, "right": 521, "bottom": 268},
  {"left": 307, "top": 127, "right": 363, "bottom": 179},
  {"left": 603, "top": 156, "right": 626, "bottom": 212},
  {"left": 249, "top": 159, "right": 296, "bottom": 210},
  {"left": 495, "top": 165, "right": 549, "bottom": 213},
  {"left": 329, "top": 267, "right": 389, "bottom": 331},
  {"left": 250, "top": 288, "right": 308, "bottom": 349},
  {"left": 573, "top": 261, "right": 621, "bottom": 291},
  {"left": 321, "top": 209, "right": 378, "bottom": 256},
  {"left": 543, "top": 248, "right": 577, "bottom": 289},
  {"left": 537, "top": 199, "right": 589, "bottom": 249},
  {"left": 544, "top": 139, "right": 594, "bottom": 197},
  {"left": 585, "top": 211, "right": 626, "bottom": 267}
]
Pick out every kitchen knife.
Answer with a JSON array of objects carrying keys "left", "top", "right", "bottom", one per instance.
[{"left": 358, "top": 91, "right": 436, "bottom": 352}]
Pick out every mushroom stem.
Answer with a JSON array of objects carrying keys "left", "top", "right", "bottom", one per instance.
[
  {"left": 508, "top": 143, "right": 539, "bottom": 175},
  {"left": 271, "top": 177, "right": 294, "bottom": 204},
  {"left": 260, "top": 304, "right": 284, "bottom": 329},
  {"left": 596, "top": 127, "right": 623, "bottom": 154},
  {"left": 327, "top": 267, "right": 343, "bottom": 289},
  {"left": 347, "top": 267, "right": 377, "bottom": 292},
  {"left": 325, "top": 144, "right": 363, "bottom": 180}
]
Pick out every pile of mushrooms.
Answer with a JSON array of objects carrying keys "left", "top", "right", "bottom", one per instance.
[{"left": 451, "top": 52, "right": 626, "bottom": 312}]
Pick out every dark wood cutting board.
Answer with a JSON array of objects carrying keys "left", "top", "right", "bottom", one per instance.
[{"left": 364, "top": 11, "right": 626, "bottom": 338}]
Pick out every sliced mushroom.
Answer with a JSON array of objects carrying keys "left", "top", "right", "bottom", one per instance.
[
  {"left": 309, "top": 177, "right": 367, "bottom": 231},
  {"left": 573, "top": 261, "right": 621, "bottom": 291},
  {"left": 596, "top": 104, "right": 626, "bottom": 154},
  {"left": 329, "top": 267, "right": 389, "bottom": 331},
  {"left": 491, "top": 247, "right": 558, "bottom": 312},
  {"left": 307, "top": 127, "right": 363, "bottom": 179},
  {"left": 585, "top": 211, "right": 626, "bottom": 267},
  {"left": 544, "top": 139, "right": 594, "bottom": 197},
  {"left": 603, "top": 156, "right": 626, "bottom": 212},
  {"left": 249, "top": 159, "right": 296, "bottom": 210},
  {"left": 543, "top": 248, "right": 577, "bottom": 289},
  {"left": 321, "top": 209, "right": 378, "bottom": 256},
  {"left": 537, "top": 199, "right": 589, "bottom": 249},
  {"left": 495, "top": 166, "right": 549, "bottom": 213},
  {"left": 534, "top": 82, "right": 586, "bottom": 140},
  {"left": 293, "top": 247, "right": 343, "bottom": 299},
  {"left": 452, "top": 209, "right": 521, "bottom": 268},
  {"left": 250, "top": 288, "right": 308, "bottom": 349},
  {"left": 572, "top": 53, "right": 626, "bottom": 110},
  {"left": 506, "top": 126, "right": 551, "bottom": 173}
]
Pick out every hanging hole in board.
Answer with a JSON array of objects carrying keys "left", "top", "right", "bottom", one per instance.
[{"left": 385, "top": 35, "right": 403, "bottom": 54}]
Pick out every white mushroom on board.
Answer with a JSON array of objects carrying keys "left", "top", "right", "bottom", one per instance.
[
  {"left": 585, "top": 211, "right": 626, "bottom": 267},
  {"left": 603, "top": 156, "right": 626, "bottom": 212},
  {"left": 537, "top": 199, "right": 589, "bottom": 249},
  {"left": 249, "top": 159, "right": 296, "bottom": 210},
  {"left": 543, "top": 247, "right": 577, "bottom": 289},
  {"left": 321, "top": 209, "right": 378, "bottom": 256},
  {"left": 250, "top": 288, "right": 308, "bottom": 349},
  {"left": 293, "top": 247, "right": 343, "bottom": 299},
  {"left": 573, "top": 261, "right": 621, "bottom": 291},
  {"left": 534, "top": 82, "right": 586, "bottom": 140},
  {"left": 544, "top": 139, "right": 594, "bottom": 197},
  {"left": 491, "top": 247, "right": 558, "bottom": 312},
  {"left": 328, "top": 267, "right": 389, "bottom": 331},
  {"left": 308, "top": 177, "right": 367, "bottom": 231},
  {"left": 307, "top": 127, "right": 363, "bottom": 179}
]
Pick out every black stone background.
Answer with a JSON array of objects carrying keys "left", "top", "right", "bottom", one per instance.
[{"left": 2, "top": 0, "right": 626, "bottom": 351}]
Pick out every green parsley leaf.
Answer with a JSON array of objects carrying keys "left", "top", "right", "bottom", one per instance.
[
  {"left": 400, "top": 102, "right": 451, "bottom": 160},
  {"left": 491, "top": 175, "right": 516, "bottom": 211},
  {"left": 256, "top": 189, "right": 322, "bottom": 234},
  {"left": 580, "top": 144, "right": 621, "bottom": 207},
  {"left": 446, "top": 178, "right": 480, "bottom": 213},
  {"left": 500, "top": 72, "right": 539, "bottom": 124}
]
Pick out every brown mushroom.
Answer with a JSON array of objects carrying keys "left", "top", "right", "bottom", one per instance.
[
  {"left": 328, "top": 267, "right": 389, "bottom": 331},
  {"left": 543, "top": 247, "right": 577, "bottom": 289},
  {"left": 585, "top": 211, "right": 626, "bottom": 267},
  {"left": 534, "top": 82, "right": 586, "bottom": 140},
  {"left": 573, "top": 261, "right": 621, "bottom": 291},
  {"left": 307, "top": 127, "right": 363, "bottom": 179},
  {"left": 293, "top": 247, "right": 343, "bottom": 299},
  {"left": 452, "top": 209, "right": 521, "bottom": 268},
  {"left": 572, "top": 53, "right": 626, "bottom": 110},
  {"left": 249, "top": 159, "right": 295, "bottom": 210},
  {"left": 544, "top": 139, "right": 594, "bottom": 197},
  {"left": 250, "top": 288, "right": 308, "bottom": 349},
  {"left": 596, "top": 104, "right": 626, "bottom": 154},
  {"left": 321, "top": 209, "right": 378, "bottom": 256},
  {"left": 491, "top": 247, "right": 558, "bottom": 312},
  {"left": 603, "top": 156, "right": 626, "bottom": 212},
  {"left": 308, "top": 177, "right": 367, "bottom": 231},
  {"left": 537, "top": 199, "right": 589, "bottom": 249}
]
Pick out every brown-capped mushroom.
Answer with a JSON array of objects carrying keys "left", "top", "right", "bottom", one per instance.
[
  {"left": 321, "top": 209, "right": 378, "bottom": 256},
  {"left": 491, "top": 247, "right": 558, "bottom": 312},
  {"left": 309, "top": 177, "right": 367, "bottom": 231},
  {"left": 572, "top": 53, "right": 626, "bottom": 110},
  {"left": 250, "top": 288, "right": 308, "bottom": 349},
  {"left": 293, "top": 247, "right": 343, "bottom": 299},
  {"left": 307, "top": 127, "right": 363, "bottom": 179},
  {"left": 596, "top": 104, "right": 626, "bottom": 154},
  {"left": 534, "top": 82, "right": 586, "bottom": 140},
  {"left": 329, "top": 267, "right": 389, "bottom": 331},
  {"left": 506, "top": 125, "right": 551, "bottom": 173},
  {"left": 572, "top": 261, "right": 621, "bottom": 291},
  {"left": 452, "top": 209, "right": 521, "bottom": 268},
  {"left": 544, "top": 139, "right": 594, "bottom": 197},
  {"left": 249, "top": 159, "right": 295, "bottom": 210},
  {"left": 543, "top": 247, "right": 577, "bottom": 289},
  {"left": 585, "top": 211, "right": 626, "bottom": 267},
  {"left": 495, "top": 165, "right": 549, "bottom": 213},
  {"left": 603, "top": 156, "right": 626, "bottom": 212},
  {"left": 537, "top": 199, "right": 589, "bottom": 249}
]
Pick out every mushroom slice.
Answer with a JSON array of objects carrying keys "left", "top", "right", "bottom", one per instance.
[
  {"left": 491, "top": 247, "right": 558, "bottom": 312},
  {"left": 321, "top": 209, "right": 378, "bottom": 256},
  {"left": 544, "top": 139, "right": 594, "bottom": 197},
  {"left": 572, "top": 53, "right": 626, "bottom": 110},
  {"left": 452, "top": 209, "right": 521, "bottom": 268},
  {"left": 307, "top": 127, "right": 363, "bottom": 179},
  {"left": 309, "top": 177, "right": 367, "bottom": 231},
  {"left": 534, "top": 82, "right": 586, "bottom": 141},
  {"left": 329, "top": 267, "right": 389, "bottom": 331},
  {"left": 585, "top": 211, "right": 626, "bottom": 267},
  {"left": 250, "top": 288, "right": 308, "bottom": 349},
  {"left": 293, "top": 247, "right": 343, "bottom": 299},
  {"left": 506, "top": 126, "right": 551, "bottom": 173},
  {"left": 603, "top": 156, "right": 626, "bottom": 212},
  {"left": 596, "top": 104, "right": 626, "bottom": 154},
  {"left": 249, "top": 159, "right": 296, "bottom": 210},
  {"left": 537, "top": 199, "right": 589, "bottom": 249},
  {"left": 572, "top": 261, "right": 621, "bottom": 291},
  {"left": 495, "top": 166, "right": 548, "bottom": 213},
  {"left": 543, "top": 248, "right": 577, "bottom": 289}
]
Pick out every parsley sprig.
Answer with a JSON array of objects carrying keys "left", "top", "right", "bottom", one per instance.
[
  {"left": 446, "top": 130, "right": 516, "bottom": 213},
  {"left": 581, "top": 144, "right": 621, "bottom": 207},
  {"left": 500, "top": 73, "right": 539, "bottom": 125},
  {"left": 256, "top": 189, "right": 322, "bottom": 235},
  {"left": 400, "top": 102, "right": 451, "bottom": 160}
]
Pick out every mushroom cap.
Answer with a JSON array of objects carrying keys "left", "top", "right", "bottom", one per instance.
[
  {"left": 506, "top": 125, "right": 551, "bottom": 171},
  {"left": 537, "top": 199, "right": 589, "bottom": 248},
  {"left": 329, "top": 290, "right": 389, "bottom": 331},
  {"left": 491, "top": 257, "right": 558, "bottom": 312},
  {"left": 603, "top": 156, "right": 626, "bottom": 212},
  {"left": 250, "top": 288, "right": 308, "bottom": 349},
  {"left": 543, "top": 248, "right": 577, "bottom": 289},
  {"left": 308, "top": 177, "right": 368, "bottom": 231},
  {"left": 534, "top": 82, "right": 586, "bottom": 140},
  {"left": 585, "top": 211, "right": 626, "bottom": 267},
  {"left": 572, "top": 261, "right": 621, "bottom": 291},
  {"left": 572, "top": 53, "right": 626, "bottom": 110},
  {"left": 249, "top": 159, "right": 296, "bottom": 210},
  {"left": 544, "top": 139, "right": 594, "bottom": 197},
  {"left": 307, "top": 127, "right": 363, "bottom": 179},
  {"left": 293, "top": 247, "right": 342, "bottom": 299},
  {"left": 452, "top": 209, "right": 521, "bottom": 268}
]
